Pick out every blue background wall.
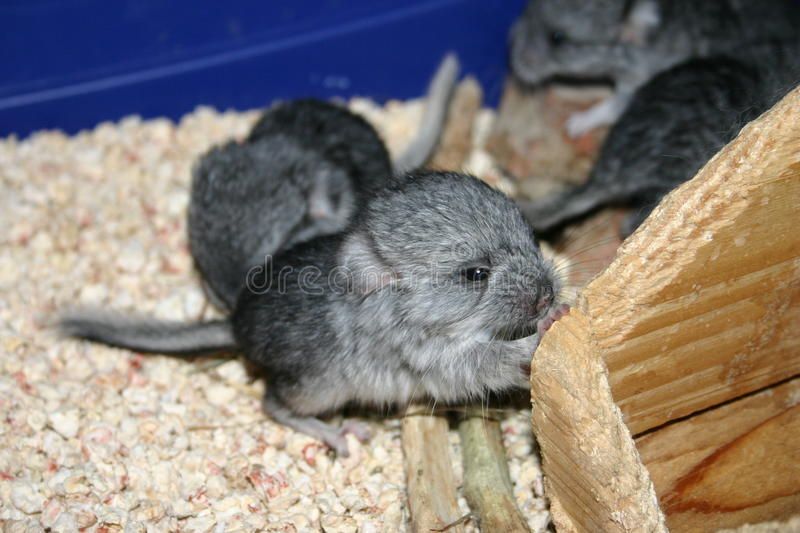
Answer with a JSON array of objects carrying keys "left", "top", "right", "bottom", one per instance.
[{"left": 0, "top": 0, "right": 526, "bottom": 137}]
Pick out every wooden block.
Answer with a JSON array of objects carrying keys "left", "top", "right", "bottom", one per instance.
[
  {"left": 638, "top": 378, "right": 800, "bottom": 532},
  {"left": 530, "top": 86, "right": 800, "bottom": 531},
  {"left": 577, "top": 83, "right": 800, "bottom": 434},
  {"left": 531, "top": 309, "right": 667, "bottom": 533},
  {"left": 485, "top": 78, "right": 610, "bottom": 193}
]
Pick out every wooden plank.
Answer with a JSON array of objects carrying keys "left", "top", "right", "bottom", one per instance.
[
  {"left": 530, "top": 310, "right": 667, "bottom": 532},
  {"left": 576, "top": 85, "right": 800, "bottom": 434},
  {"left": 402, "top": 415, "right": 464, "bottom": 533},
  {"left": 529, "top": 86, "right": 800, "bottom": 531},
  {"left": 637, "top": 377, "right": 800, "bottom": 532}
]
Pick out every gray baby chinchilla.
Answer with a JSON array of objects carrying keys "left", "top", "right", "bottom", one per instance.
[
  {"left": 518, "top": 43, "right": 800, "bottom": 236},
  {"left": 190, "top": 54, "right": 459, "bottom": 311},
  {"left": 509, "top": 0, "right": 800, "bottom": 137},
  {"left": 60, "top": 171, "right": 567, "bottom": 456}
]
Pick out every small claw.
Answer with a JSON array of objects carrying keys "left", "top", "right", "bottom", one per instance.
[{"left": 325, "top": 434, "right": 351, "bottom": 457}]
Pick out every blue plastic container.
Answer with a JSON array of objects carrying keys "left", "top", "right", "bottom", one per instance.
[{"left": 1, "top": 0, "right": 525, "bottom": 137}]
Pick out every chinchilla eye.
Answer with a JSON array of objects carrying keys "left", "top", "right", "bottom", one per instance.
[
  {"left": 549, "top": 30, "right": 566, "bottom": 46},
  {"left": 462, "top": 267, "right": 490, "bottom": 282}
]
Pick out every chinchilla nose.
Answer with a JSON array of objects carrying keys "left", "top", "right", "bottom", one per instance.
[{"left": 523, "top": 284, "right": 553, "bottom": 319}]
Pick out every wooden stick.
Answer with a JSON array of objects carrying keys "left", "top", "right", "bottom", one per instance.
[
  {"left": 458, "top": 411, "right": 531, "bottom": 532},
  {"left": 402, "top": 414, "right": 464, "bottom": 533}
]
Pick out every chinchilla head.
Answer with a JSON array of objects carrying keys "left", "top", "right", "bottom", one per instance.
[
  {"left": 510, "top": 0, "right": 661, "bottom": 84},
  {"left": 342, "top": 171, "right": 561, "bottom": 341},
  {"left": 189, "top": 135, "right": 358, "bottom": 309}
]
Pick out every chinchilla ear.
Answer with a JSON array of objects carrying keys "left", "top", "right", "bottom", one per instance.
[
  {"left": 621, "top": 0, "right": 660, "bottom": 44},
  {"left": 308, "top": 180, "right": 336, "bottom": 221},
  {"left": 338, "top": 232, "right": 397, "bottom": 296},
  {"left": 307, "top": 168, "right": 356, "bottom": 225}
]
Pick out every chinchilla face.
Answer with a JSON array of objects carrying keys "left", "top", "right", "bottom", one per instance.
[
  {"left": 510, "top": 0, "right": 659, "bottom": 84},
  {"left": 362, "top": 172, "right": 560, "bottom": 340}
]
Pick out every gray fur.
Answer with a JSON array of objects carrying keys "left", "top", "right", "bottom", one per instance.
[
  {"left": 61, "top": 172, "right": 563, "bottom": 455},
  {"left": 510, "top": 0, "right": 800, "bottom": 135},
  {"left": 190, "top": 55, "right": 460, "bottom": 310},
  {"left": 189, "top": 136, "right": 356, "bottom": 310},
  {"left": 233, "top": 172, "right": 563, "bottom": 454},
  {"left": 519, "top": 49, "right": 800, "bottom": 235}
]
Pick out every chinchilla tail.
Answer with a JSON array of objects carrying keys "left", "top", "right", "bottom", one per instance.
[
  {"left": 393, "top": 53, "right": 460, "bottom": 173},
  {"left": 58, "top": 310, "right": 236, "bottom": 356}
]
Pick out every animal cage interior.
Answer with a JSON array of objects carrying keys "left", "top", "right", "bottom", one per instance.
[{"left": 1, "top": 1, "right": 799, "bottom": 532}]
